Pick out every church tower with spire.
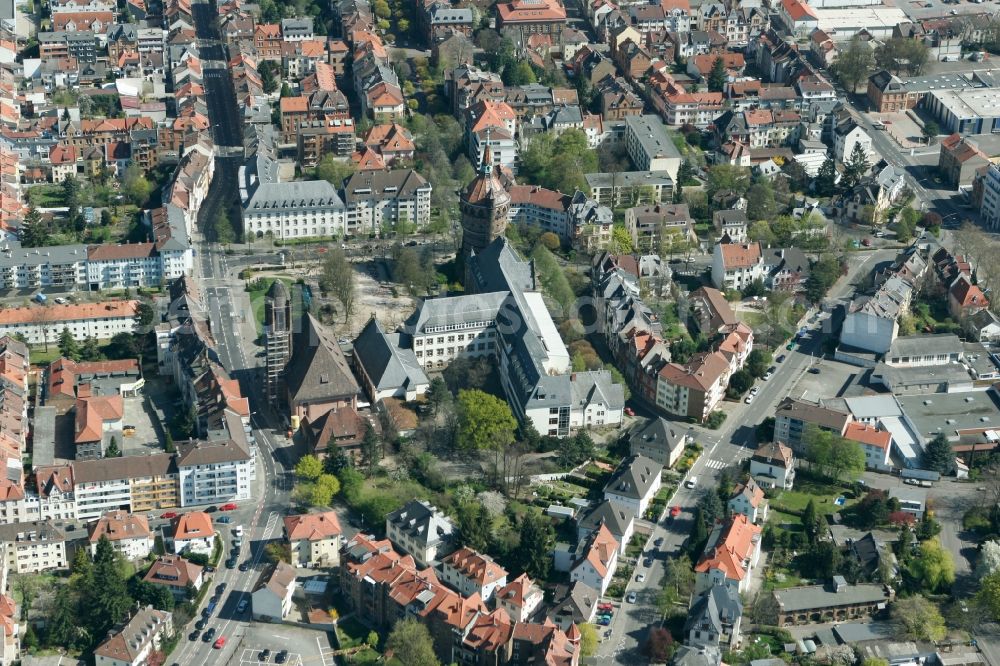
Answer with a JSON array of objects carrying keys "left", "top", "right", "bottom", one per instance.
[{"left": 460, "top": 138, "right": 510, "bottom": 280}]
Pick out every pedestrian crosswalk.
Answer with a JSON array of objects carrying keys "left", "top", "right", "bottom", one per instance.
[{"left": 704, "top": 459, "right": 728, "bottom": 470}]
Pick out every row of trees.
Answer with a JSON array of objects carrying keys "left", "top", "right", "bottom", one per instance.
[{"left": 834, "top": 36, "right": 932, "bottom": 92}]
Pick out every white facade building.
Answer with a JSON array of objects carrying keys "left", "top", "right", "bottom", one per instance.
[
  {"left": 980, "top": 163, "right": 1000, "bottom": 231},
  {"left": 0, "top": 521, "right": 67, "bottom": 573},
  {"left": 0, "top": 300, "right": 139, "bottom": 345},
  {"left": 176, "top": 439, "right": 253, "bottom": 507},
  {"left": 242, "top": 181, "right": 347, "bottom": 241}
]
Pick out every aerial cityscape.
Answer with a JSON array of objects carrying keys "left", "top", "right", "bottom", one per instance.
[{"left": 0, "top": 0, "right": 996, "bottom": 663}]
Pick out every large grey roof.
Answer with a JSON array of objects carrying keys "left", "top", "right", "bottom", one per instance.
[
  {"left": 585, "top": 171, "right": 674, "bottom": 189},
  {"left": 772, "top": 582, "right": 890, "bottom": 613},
  {"left": 386, "top": 499, "right": 454, "bottom": 548},
  {"left": 342, "top": 169, "right": 430, "bottom": 204},
  {"left": 0, "top": 242, "right": 88, "bottom": 267},
  {"left": 578, "top": 499, "right": 634, "bottom": 536},
  {"left": 246, "top": 180, "right": 344, "bottom": 212},
  {"left": 402, "top": 292, "right": 508, "bottom": 335},
  {"left": 571, "top": 370, "right": 624, "bottom": 412},
  {"left": 467, "top": 238, "right": 534, "bottom": 294},
  {"left": 629, "top": 417, "right": 685, "bottom": 459},
  {"left": 285, "top": 313, "right": 360, "bottom": 406},
  {"left": 353, "top": 317, "right": 428, "bottom": 393},
  {"left": 887, "top": 334, "right": 962, "bottom": 361},
  {"left": 625, "top": 115, "right": 681, "bottom": 161},
  {"left": 603, "top": 454, "right": 662, "bottom": 501}
]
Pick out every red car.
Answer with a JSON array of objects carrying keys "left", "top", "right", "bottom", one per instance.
[
  {"left": 670, "top": 506, "right": 682, "bottom": 518},
  {"left": 624, "top": 407, "right": 635, "bottom": 416},
  {"left": 213, "top": 636, "right": 227, "bottom": 649},
  {"left": 219, "top": 503, "right": 238, "bottom": 511},
  {"left": 160, "top": 511, "right": 178, "bottom": 519}
]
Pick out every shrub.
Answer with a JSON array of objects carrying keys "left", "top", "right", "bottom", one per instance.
[{"left": 704, "top": 411, "right": 727, "bottom": 429}]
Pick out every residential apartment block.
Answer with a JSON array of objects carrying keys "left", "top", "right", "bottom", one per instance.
[{"left": 0, "top": 521, "right": 67, "bottom": 573}]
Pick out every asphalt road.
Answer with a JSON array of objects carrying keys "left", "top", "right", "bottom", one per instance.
[{"left": 169, "top": 1, "right": 304, "bottom": 663}]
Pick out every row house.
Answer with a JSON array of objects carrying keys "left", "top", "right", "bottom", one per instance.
[
  {"left": 698, "top": 3, "right": 765, "bottom": 45},
  {"left": 254, "top": 23, "right": 283, "bottom": 60},
  {"left": 61, "top": 117, "right": 155, "bottom": 149},
  {"left": 164, "top": 140, "right": 215, "bottom": 236},
  {"left": 340, "top": 533, "right": 580, "bottom": 666},
  {"left": 279, "top": 89, "right": 351, "bottom": 144},
  {"left": 282, "top": 38, "right": 328, "bottom": 79}
]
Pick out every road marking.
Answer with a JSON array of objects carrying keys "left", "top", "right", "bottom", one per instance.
[{"left": 704, "top": 458, "right": 728, "bottom": 470}]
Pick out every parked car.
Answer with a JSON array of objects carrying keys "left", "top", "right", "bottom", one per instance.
[
  {"left": 213, "top": 636, "right": 227, "bottom": 649},
  {"left": 624, "top": 407, "right": 635, "bottom": 416},
  {"left": 233, "top": 526, "right": 244, "bottom": 537},
  {"left": 220, "top": 503, "right": 238, "bottom": 511},
  {"left": 161, "top": 512, "right": 178, "bottom": 519},
  {"left": 276, "top": 650, "right": 289, "bottom": 664},
  {"left": 776, "top": 355, "right": 786, "bottom": 363},
  {"left": 626, "top": 592, "right": 637, "bottom": 603},
  {"left": 239, "top": 560, "right": 251, "bottom": 572},
  {"left": 237, "top": 599, "right": 249, "bottom": 613},
  {"left": 202, "top": 628, "right": 216, "bottom": 642},
  {"left": 195, "top": 619, "right": 207, "bottom": 630},
  {"left": 744, "top": 394, "right": 755, "bottom": 404},
  {"left": 904, "top": 478, "right": 919, "bottom": 485},
  {"left": 259, "top": 649, "right": 271, "bottom": 662},
  {"left": 749, "top": 386, "right": 759, "bottom": 396},
  {"left": 808, "top": 367, "right": 821, "bottom": 374},
  {"left": 216, "top": 516, "right": 232, "bottom": 524},
  {"left": 225, "top": 558, "right": 237, "bottom": 569},
  {"left": 763, "top": 368, "right": 775, "bottom": 381},
  {"left": 598, "top": 616, "right": 611, "bottom": 626},
  {"left": 189, "top": 630, "right": 201, "bottom": 642},
  {"left": 636, "top": 573, "right": 646, "bottom": 583},
  {"left": 654, "top": 538, "right": 663, "bottom": 547},
  {"left": 643, "top": 557, "right": 653, "bottom": 567},
  {"left": 216, "top": 583, "right": 226, "bottom": 595},
  {"left": 685, "top": 477, "right": 697, "bottom": 489}
]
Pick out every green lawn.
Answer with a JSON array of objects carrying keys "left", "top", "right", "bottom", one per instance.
[
  {"left": 25, "top": 184, "right": 66, "bottom": 207},
  {"left": 337, "top": 617, "right": 372, "bottom": 649},
  {"left": 350, "top": 648, "right": 381, "bottom": 664},
  {"left": 772, "top": 477, "right": 852, "bottom": 512}
]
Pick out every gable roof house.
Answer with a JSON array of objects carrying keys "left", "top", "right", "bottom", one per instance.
[
  {"left": 949, "top": 274, "right": 990, "bottom": 321},
  {"left": 551, "top": 580, "right": 600, "bottom": 630},
  {"left": 685, "top": 584, "right": 743, "bottom": 649},
  {"left": 749, "top": 441, "right": 795, "bottom": 490},
  {"left": 629, "top": 417, "right": 687, "bottom": 469},
  {"left": 577, "top": 499, "right": 635, "bottom": 556},
  {"left": 602, "top": 453, "right": 663, "bottom": 518},
  {"left": 570, "top": 523, "right": 619, "bottom": 595},
  {"left": 93, "top": 606, "right": 173, "bottom": 666},
  {"left": 694, "top": 514, "right": 762, "bottom": 595},
  {"left": 727, "top": 477, "right": 768, "bottom": 524},
  {"left": 252, "top": 561, "right": 297, "bottom": 622},
  {"left": 496, "top": 573, "right": 545, "bottom": 623}
]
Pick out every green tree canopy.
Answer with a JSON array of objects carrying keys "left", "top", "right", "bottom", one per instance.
[
  {"left": 707, "top": 56, "right": 726, "bottom": 92},
  {"left": 295, "top": 455, "right": 323, "bottom": 481},
  {"left": 514, "top": 510, "right": 555, "bottom": 580},
  {"left": 922, "top": 433, "right": 953, "bottom": 474},
  {"left": 386, "top": 618, "right": 440, "bottom": 666},
  {"left": 910, "top": 537, "right": 956, "bottom": 592},
  {"left": 892, "top": 596, "right": 947, "bottom": 641},
  {"left": 833, "top": 35, "right": 876, "bottom": 92}
]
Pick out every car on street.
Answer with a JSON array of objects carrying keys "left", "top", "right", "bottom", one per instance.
[
  {"left": 764, "top": 368, "right": 775, "bottom": 380},
  {"left": 239, "top": 560, "right": 251, "bottom": 572},
  {"left": 259, "top": 649, "right": 271, "bottom": 661},
  {"left": 654, "top": 538, "right": 663, "bottom": 547},
  {"left": 744, "top": 393, "right": 754, "bottom": 404},
  {"left": 808, "top": 367, "right": 821, "bottom": 374},
  {"left": 234, "top": 526, "right": 244, "bottom": 537},
  {"left": 226, "top": 558, "right": 237, "bottom": 569},
  {"left": 220, "top": 503, "right": 238, "bottom": 511},
  {"left": 189, "top": 630, "right": 201, "bottom": 641},
  {"left": 195, "top": 618, "right": 207, "bottom": 630},
  {"left": 202, "top": 628, "right": 216, "bottom": 642},
  {"left": 214, "top": 636, "right": 227, "bottom": 649},
  {"left": 276, "top": 650, "right": 289, "bottom": 664},
  {"left": 626, "top": 592, "right": 637, "bottom": 603},
  {"left": 636, "top": 573, "right": 645, "bottom": 583},
  {"left": 161, "top": 512, "right": 178, "bottom": 519},
  {"left": 776, "top": 355, "right": 786, "bottom": 363},
  {"left": 624, "top": 407, "right": 635, "bottom": 416},
  {"left": 643, "top": 557, "right": 653, "bottom": 567},
  {"left": 598, "top": 616, "right": 611, "bottom": 626},
  {"left": 685, "top": 477, "right": 697, "bottom": 488},
  {"left": 749, "top": 386, "right": 759, "bottom": 396},
  {"left": 237, "top": 599, "right": 249, "bottom": 613},
  {"left": 216, "top": 516, "right": 231, "bottom": 524}
]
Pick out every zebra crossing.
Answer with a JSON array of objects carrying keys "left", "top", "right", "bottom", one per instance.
[{"left": 704, "top": 458, "right": 729, "bottom": 470}]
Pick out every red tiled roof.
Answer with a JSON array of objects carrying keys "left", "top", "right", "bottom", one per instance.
[
  {"left": 173, "top": 511, "right": 214, "bottom": 540},
  {"left": 844, "top": 422, "right": 891, "bottom": 450},
  {"left": 720, "top": 242, "right": 762, "bottom": 269},
  {"left": 694, "top": 514, "right": 760, "bottom": 581},
  {"left": 284, "top": 511, "right": 343, "bottom": 541}
]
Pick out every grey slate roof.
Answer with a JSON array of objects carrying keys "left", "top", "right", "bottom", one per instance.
[
  {"left": 402, "top": 292, "right": 508, "bottom": 335},
  {"left": 629, "top": 417, "right": 685, "bottom": 463},
  {"left": 386, "top": 499, "right": 454, "bottom": 549},
  {"left": 577, "top": 499, "right": 633, "bottom": 537},
  {"left": 246, "top": 180, "right": 344, "bottom": 212},
  {"left": 625, "top": 115, "right": 681, "bottom": 161},
  {"left": 603, "top": 454, "right": 662, "bottom": 501},
  {"left": 552, "top": 581, "right": 600, "bottom": 625},
  {"left": 772, "top": 582, "right": 890, "bottom": 613},
  {"left": 467, "top": 238, "right": 535, "bottom": 295},
  {"left": 285, "top": 313, "right": 360, "bottom": 405},
  {"left": 672, "top": 645, "right": 722, "bottom": 666},
  {"left": 585, "top": 171, "right": 674, "bottom": 189},
  {"left": 571, "top": 370, "right": 625, "bottom": 412},
  {"left": 684, "top": 584, "right": 742, "bottom": 647},
  {"left": 887, "top": 334, "right": 962, "bottom": 361},
  {"left": 0, "top": 242, "right": 88, "bottom": 268},
  {"left": 342, "top": 169, "right": 430, "bottom": 204},
  {"left": 353, "top": 317, "right": 428, "bottom": 394}
]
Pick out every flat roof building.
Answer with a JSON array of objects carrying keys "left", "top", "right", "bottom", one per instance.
[
  {"left": 814, "top": 6, "right": 907, "bottom": 39},
  {"left": 927, "top": 88, "right": 1000, "bottom": 135},
  {"left": 897, "top": 391, "right": 1000, "bottom": 443}
]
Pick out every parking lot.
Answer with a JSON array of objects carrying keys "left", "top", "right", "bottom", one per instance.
[
  {"left": 119, "top": 395, "right": 164, "bottom": 456},
  {"left": 228, "top": 622, "right": 334, "bottom": 666}
]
